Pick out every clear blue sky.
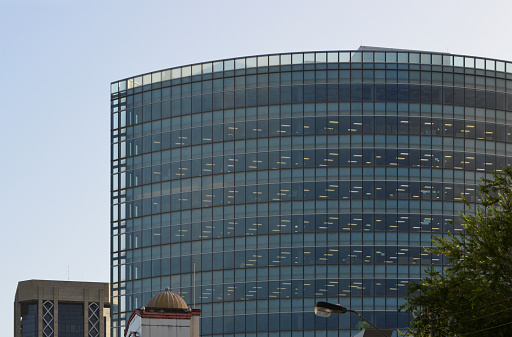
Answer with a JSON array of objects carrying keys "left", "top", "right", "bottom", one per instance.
[{"left": 2, "top": 0, "right": 511, "bottom": 335}]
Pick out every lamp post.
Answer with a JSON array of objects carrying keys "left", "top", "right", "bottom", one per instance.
[{"left": 314, "top": 301, "right": 388, "bottom": 337}]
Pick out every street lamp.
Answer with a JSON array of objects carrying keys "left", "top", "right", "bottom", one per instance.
[{"left": 314, "top": 301, "right": 388, "bottom": 337}]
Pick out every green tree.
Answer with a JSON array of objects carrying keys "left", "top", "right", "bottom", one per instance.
[
  {"left": 400, "top": 167, "right": 512, "bottom": 336},
  {"left": 358, "top": 321, "right": 370, "bottom": 331}
]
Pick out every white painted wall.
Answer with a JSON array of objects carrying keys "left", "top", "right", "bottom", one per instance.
[
  {"left": 125, "top": 315, "right": 141, "bottom": 337},
  {"left": 127, "top": 316, "right": 191, "bottom": 337}
]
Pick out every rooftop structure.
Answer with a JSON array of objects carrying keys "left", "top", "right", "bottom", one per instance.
[
  {"left": 124, "top": 289, "right": 200, "bottom": 337},
  {"left": 14, "top": 279, "right": 110, "bottom": 337}
]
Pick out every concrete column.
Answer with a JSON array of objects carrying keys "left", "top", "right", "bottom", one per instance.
[
  {"left": 53, "top": 286, "right": 59, "bottom": 337},
  {"left": 84, "top": 288, "right": 89, "bottom": 337},
  {"left": 99, "top": 288, "right": 104, "bottom": 337},
  {"left": 190, "top": 314, "right": 200, "bottom": 337},
  {"left": 38, "top": 286, "right": 43, "bottom": 337},
  {"left": 14, "top": 300, "right": 21, "bottom": 337}
]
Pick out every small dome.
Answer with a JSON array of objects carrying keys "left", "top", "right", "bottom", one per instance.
[{"left": 146, "top": 290, "right": 188, "bottom": 310}]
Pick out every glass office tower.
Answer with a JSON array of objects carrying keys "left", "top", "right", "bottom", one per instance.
[{"left": 111, "top": 48, "right": 512, "bottom": 337}]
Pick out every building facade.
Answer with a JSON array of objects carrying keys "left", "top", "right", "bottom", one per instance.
[
  {"left": 14, "top": 280, "right": 110, "bottom": 337},
  {"left": 110, "top": 48, "right": 512, "bottom": 337}
]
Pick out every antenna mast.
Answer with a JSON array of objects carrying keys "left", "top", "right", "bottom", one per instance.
[{"left": 193, "top": 261, "right": 196, "bottom": 308}]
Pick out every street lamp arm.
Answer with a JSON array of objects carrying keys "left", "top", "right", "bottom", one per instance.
[
  {"left": 347, "top": 309, "right": 388, "bottom": 337},
  {"left": 314, "top": 301, "right": 388, "bottom": 336}
]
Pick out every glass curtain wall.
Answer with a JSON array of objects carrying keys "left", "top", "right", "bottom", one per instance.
[{"left": 111, "top": 49, "right": 512, "bottom": 337}]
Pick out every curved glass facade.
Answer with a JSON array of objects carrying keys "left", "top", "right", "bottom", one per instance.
[{"left": 111, "top": 49, "right": 512, "bottom": 337}]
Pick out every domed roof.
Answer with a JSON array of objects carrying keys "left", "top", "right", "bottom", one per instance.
[{"left": 146, "top": 289, "right": 188, "bottom": 310}]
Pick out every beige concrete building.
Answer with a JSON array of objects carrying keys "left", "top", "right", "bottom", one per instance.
[{"left": 14, "top": 280, "right": 110, "bottom": 337}]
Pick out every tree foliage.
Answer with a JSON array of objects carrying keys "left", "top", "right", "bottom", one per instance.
[{"left": 400, "top": 167, "right": 512, "bottom": 336}]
